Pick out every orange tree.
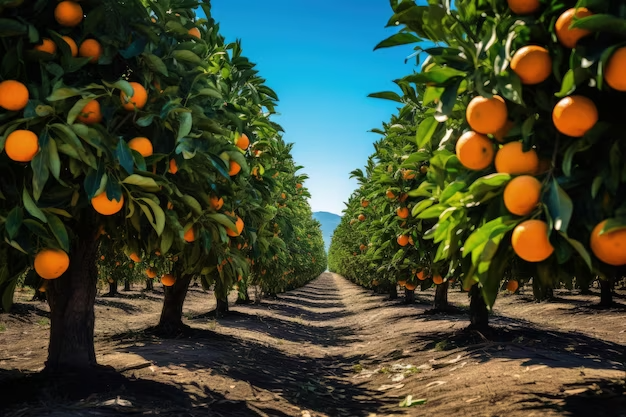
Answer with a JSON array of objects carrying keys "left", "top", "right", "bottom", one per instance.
[{"left": 332, "top": 0, "right": 626, "bottom": 330}]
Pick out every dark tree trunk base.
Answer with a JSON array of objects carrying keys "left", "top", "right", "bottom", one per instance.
[
  {"left": 404, "top": 288, "right": 415, "bottom": 304},
  {"left": 387, "top": 285, "right": 398, "bottom": 301},
  {"left": 424, "top": 305, "right": 464, "bottom": 315},
  {"left": 123, "top": 279, "right": 131, "bottom": 291},
  {"left": 215, "top": 298, "right": 229, "bottom": 318},
  {"left": 103, "top": 281, "right": 119, "bottom": 298},
  {"left": 157, "top": 273, "right": 192, "bottom": 337},
  {"left": 434, "top": 281, "right": 449, "bottom": 310},
  {"left": 468, "top": 286, "right": 489, "bottom": 333},
  {"left": 599, "top": 278, "right": 614, "bottom": 307},
  {"left": 145, "top": 279, "right": 154, "bottom": 291},
  {"left": 147, "top": 322, "right": 194, "bottom": 339}
]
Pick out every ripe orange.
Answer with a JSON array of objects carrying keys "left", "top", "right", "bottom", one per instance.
[
  {"left": 358, "top": 214, "right": 366, "bottom": 221},
  {"left": 397, "top": 280, "right": 406, "bottom": 287},
  {"left": 91, "top": 191, "right": 124, "bottom": 215},
  {"left": 432, "top": 275, "right": 443, "bottom": 285},
  {"left": 359, "top": 244, "right": 367, "bottom": 251},
  {"left": 129, "top": 252, "right": 141, "bottom": 262},
  {"left": 79, "top": 39, "right": 103, "bottom": 63},
  {"left": 386, "top": 189, "right": 395, "bottom": 199},
  {"left": 62, "top": 36, "right": 78, "bottom": 57},
  {"left": 555, "top": 7, "right": 593, "bottom": 49},
  {"left": 236, "top": 133, "right": 250, "bottom": 150},
  {"left": 416, "top": 270, "right": 426, "bottom": 280},
  {"left": 552, "top": 95, "right": 598, "bottom": 137},
  {"left": 510, "top": 46, "right": 552, "bottom": 85},
  {"left": 188, "top": 27, "right": 201, "bottom": 39},
  {"left": 405, "top": 282, "right": 417, "bottom": 291},
  {"left": 210, "top": 195, "right": 224, "bottom": 210},
  {"left": 55, "top": 1, "right": 83, "bottom": 27},
  {"left": 361, "top": 200, "right": 369, "bottom": 208},
  {"left": 4, "top": 130, "right": 39, "bottom": 162},
  {"left": 399, "top": 193, "right": 408, "bottom": 203},
  {"left": 456, "top": 131, "right": 494, "bottom": 170},
  {"left": 590, "top": 220, "right": 626, "bottom": 266},
  {"left": 397, "top": 235, "right": 409, "bottom": 246},
  {"left": 161, "top": 274, "right": 176, "bottom": 287},
  {"left": 296, "top": 183, "right": 302, "bottom": 189},
  {"left": 0, "top": 80, "right": 29, "bottom": 111},
  {"left": 604, "top": 47, "right": 626, "bottom": 91},
  {"left": 506, "top": 280, "right": 519, "bottom": 292},
  {"left": 34, "top": 249, "right": 70, "bottom": 279},
  {"left": 503, "top": 175, "right": 542, "bottom": 216},
  {"left": 466, "top": 95, "right": 508, "bottom": 134},
  {"left": 34, "top": 38, "right": 57, "bottom": 54},
  {"left": 184, "top": 227, "right": 196, "bottom": 243},
  {"left": 493, "top": 120, "right": 514, "bottom": 143},
  {"left": 403, "top": 170, "right": 416, "bottom": 180},
  {"left": 76, "top": 100, "right": 102, "bottom": 124},
  {"left": 397, "top": 207, "right": 409, "bottom": 219},
  {"left": 511, "top": 219, "right": 554, "bottom": 262},
  {"left": 146, "top": 268, "right": 157, "bottom": 278},
  {"left": 226, "top": 216, "right": 245, "bottom": 237},
  {"left": 507, "top": 0, "right": 540, "bottom": 14},
  {"left": 495, "top": 142, "right": 539, "bottom": 175},
  {"left": 128, "top": 137, "right": 153, "bottom": 157},
  {"left": 169, "top": 159, "right": 178, "bottom": 174},
  {"left": 229, "top": 160, "right": 241, "bottom": 176},
  {"left": 120, "top": 82, "right": 148, "bottom": 111}
]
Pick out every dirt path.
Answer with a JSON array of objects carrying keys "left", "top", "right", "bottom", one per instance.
[{"left": 1, "top": 273, "right": 625, "bottom": 416}]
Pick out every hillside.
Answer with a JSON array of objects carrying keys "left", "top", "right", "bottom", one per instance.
[{"left": 312, "top": 211, "right": 342, "bottom": 252}]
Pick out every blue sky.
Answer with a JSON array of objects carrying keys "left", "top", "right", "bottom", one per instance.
[{"left": 210, "top": 1, "right": 416, "bottom": 215}]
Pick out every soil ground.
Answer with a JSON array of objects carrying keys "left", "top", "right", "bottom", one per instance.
[{"left": 0, "top": 272, "right": 624, "bottom": 417}]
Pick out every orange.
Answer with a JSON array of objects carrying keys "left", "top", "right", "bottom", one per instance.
[
  {"left": 456, "top": 131, "right": 494, "bottom": 170},
  {"left": 507, "top": 0, "right": 540, "bottom": 14},
  {"left": 397, "top": 235, "right": 409, "bottom": 246},
  {"left": 120, "top": 82, "right": 148, "bottom": 111},
  {"left": 604, "top": 47, "right": 626, "bottom": 91},
  {"left": 55, "top": 1, "right": 83, "bottom": 27},
  {"left": 129, "top": 252, "right": 141, "bottom": 262},
  {"left": 0, "top": 80, "right": 29, "bottom": 111},
  {"left": 495, "top": 142, "right": 539, "bottom": 174},
  {"left": 226, "top": 216, "right": 245, "bottom": 237},
  {"left": 91, "top": 191, "right": 124, "bottom": 215},
  {"left": 34, "top": 248, "right": 70, "bottom": 279},
  {"left": 210, "top": 195, "right": 224, "bottom": 210},
  {"left": 359, "top": 244, "right": 367, "bottom": 251},
  {"left": 493, "top": 120, "right": 514, "bottom": 143},
  {"left": 34, "top": 38, "right": 57, "bottom": 54},
  {"left": 62, "top": 36, "right": 78, "bottom": 57},
  {"left": 128, "top": 137, "right": 153, "bottom": 157},
  {"left": 146, "top": 268, "right": 157, "bottom": 279},
  {"left": 506, "top": 280, "right": 519, "bottom": 292},
  {"left": 281, "top": 193, "right": 286, "bottom": 199},
  {"left": 511, "top": 219, "right": 554, "bottom": 262},
  {"left": 361, "top": 200, "right": 369, "bottom": 208},
  {"left": 229, "top": 160, "right": 241, "bottom": 176},
  {"left": 236, "top": 133, "right": 250, "bottom": 150},
  {"left": 76, "top": 100, "right": 102, "bottom": 124},
  {"left": 169, "top": 159, "right": 178, "bottom": 174},
  {"left": 79, "top": 39, "right": 103, "bottom": 64},
  {"left": 432, "top": 275, "right": 443, "bottom": 285},
  {"left": 296, "top": 183, "right": 302, "bottom": 189},
  {"left": 503, "top": 175, "right": 542, "bottom": 216},
  {"left": 188, "top": 27, "right": 201, "bottom": 39},
  {"left": 416, "top": 270, "right": 426, "bottom": 281},
  {"left": 590, "top": 220, "right": 626, "bottom": 266},
  {"left": 466, "top": 95, "right": 508, "bottom": 134},
  {"left": 420, "top": 165, "right": 428, "bottom": 174},
  {"left": 405, "top": 282, "right": 417, "bottom": 291},
  {"left": 397, "top": 207, "right": 409, "bottom": 219},
  {"left": 386, "top": 189, "right": 395, "bottom": 199},
  {"left": 510, "top": 46, "right": 552, "bottom": 85},
  {"left": 398, "top": 193, "right": 408, "bottom": 202},
  {"left": 552, "top": 95, "right": 597, "bottom": 137},
  {"left": 161, "top": 274, "right": 176, "bottom": 287},
  {"left": 4, "top": 130, "right": 39, "bottom": 162},
  {"left": 184, "top": 227, "right": 196, "bottom": 242},
  {"left": 555, "top": 8, "right": 593, "bottom": 49},
  {"left": 403, "top": 170, "right": 416, "bottom": 180},
  {"left": 358, "top": 214, "right": 366, "bottom": 221},
  {"left": 397, "top": 280, "right": 406, "bottom": 287}
]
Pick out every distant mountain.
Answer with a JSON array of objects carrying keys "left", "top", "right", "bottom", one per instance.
[{"left": 313, "top": 211, "right": 342, "bottom": 252}]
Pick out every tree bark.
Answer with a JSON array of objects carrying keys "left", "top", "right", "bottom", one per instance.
[
  {"left": 45, "top": 216, "right": 99, "bottom": 372},
  {"left": 123, "top": 279, "right": 131, "bottom": 291},
  {"left": 216, "top": 297, "right": 229, "bottom": 317},
  {"left": 104, "top": 280, "right": 118, "bottom": 297},
  {"left": 433, "top": 281, "right": 449, "bottom": 311},
  {"left": 404, "top": 288, "right": 415, "bottom": 304},
  {"left": 468, "top": 285, "right": 489, "bottom": 332},
  {"left": 145, "top": 279, "right": 154, "bottom": 291},
  {"left": 599, "top": 278, "right": 613, "bottom": 307},
  {"left": 388, "top": 285, "right": 398, "bottom": 300},
  {"left": 156, "top": 273, "right": 193, "bottom": 336}
]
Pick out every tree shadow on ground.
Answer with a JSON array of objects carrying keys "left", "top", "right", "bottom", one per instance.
[
  {"left": 115, "top": 327, "right": 393, "bottom": 417},
  {"left": 98, "top": 292, "right": 163, "bottom": 303},
  {"left": 241, "top": 301, "right": 353, "bottom": 322},
  {"left": 5, "top": 302, "right": 50, "bottom": 320},
  {"left": 94, "top": 299, "right": 142, "bottom": 314}
]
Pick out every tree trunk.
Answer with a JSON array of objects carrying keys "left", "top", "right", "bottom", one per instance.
[
  {"left": 235, "top": 287, "right": 251, "bottom": 305},
  {"left": 404, "top": 288, "right": 415, "bottom": 304},
  {"left": 45, "top": 217, "right": 99, "bottom": 372},
  {"left": 145, "top": 279, "right": 153, "bottom": 291},
  {"left": 532, "top": 277, "right": 553, "bottom": 302},
  {"left": 216, "top": 297, "right": 229, "bottom": 317},
  {"left": 156, "top": 273, "right": 193, "bottom": 336},
  {"left": 434, "top": 281, "right": 449, "bottom": 311},
  {"left": 468, "top": 285, "right": 489, "bottom": 332},
  {"left": 104, "top": 280, "right": 118, "bottom": 297},
  {"left": 388, "top": 285, "right": 398, "bottom": 300},
  {"left": 254, "top": 285, "right": 261, "bottom": 305},
  {"left": 31, "top": 288, "right": 47, "bottom": 302},
  {"left": 123, "top": 279, "right": 131, "bottom": 291},
  {"left": 599, "top": 278, "right": 613, "bottom": 307}
]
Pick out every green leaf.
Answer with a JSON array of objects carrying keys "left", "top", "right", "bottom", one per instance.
[
  {"left": 0, "top": 18, "right": 28, "bottom": 36},
  {"left": 555, "top": 67, "right": 590, "bottom": 98},
  {"left": 374, "top": 32, "right": 421, "bottom": 50},
  {"left": 66, "top": 97, "right": 94, "bottom": 125},
  {"left": 160, "top": 228, "right": 174, "bottom": 254},
  {"left": 122, "top": 174, "right": 160, "bottom": 191},
  {"left": 46, "top": 213, "right": 69, "bottom": 252},
  {"left": 137, "top": 198, "right": 165, "bottom": 236},
  {"left": 206, "top": 213, "right": 237, "bottom": 231},
  {"left": 544, "top": 178, "right": 573, "bottom": 232},
  {"left": 177, "top": 111, "right": 192, "bottom": 140},
  {"left": 399, "top": 395, "right": 427, "bottom": 408},
  {"left": 47, "top": 138, "right": 62, "bottom": 182},
  {"left": 182, "top": 195, "right": 203, "bottom": 216},
  {"left": 104, "top": 79, "right": 133, "bottom": 97},
  {"left": 571, "top": 14, "right": 626, "bottom": 36},
  {"left": 84, "top": 160, "right": 105, "bottom": 200},
  {"left": 173, "top": 50, "right": 203, "bottom": 65},
  {"left": 31, "top": 132, "right": 50, "bottom": 201},
  {"left": 416, "top": 117, "right": 438, "bottom": 148},
  {"left": 558, "top": 232, "right": 592, "bottom": 270},
  {"left": 142, "top": 53, "right": 168, "bottom": 76},
  {"left": 367, "top": 91, "right": 403, "bottom": 102},
  {"left": 194, "top": 88, "right": 222, "bottom": 99},
  {"left": 416, "top": 204, "right": 445, "bottom": 219},
  {"left": 47, "top": 87, "right": 82, "bottom": 101},
  {"left": 115, "top": 140, "right": 135, "bottom": 175},
  {"left": 2, "top": 278, "right": 18, "bottom": 313},
  {"left": 5, "top": 207, "right": 22, "bottom": 239},
  {"left": 22, "top": 188, "right": 47, "bottom": 223}
]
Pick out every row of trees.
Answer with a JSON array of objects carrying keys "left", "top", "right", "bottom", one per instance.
[
  {"left": 329, "top": 0, "right": 625, "bottom": 329},
  {"left": 0, "top": 0, "right": 326, "bottom": 372}
]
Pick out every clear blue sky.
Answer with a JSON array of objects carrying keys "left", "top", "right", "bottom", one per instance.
[{"left": 210, "top": 1, "right": 416, "bottom": 215}]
